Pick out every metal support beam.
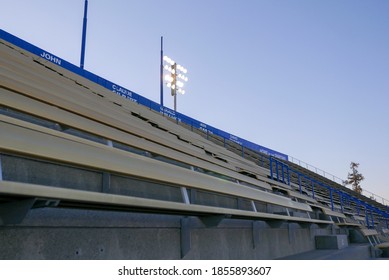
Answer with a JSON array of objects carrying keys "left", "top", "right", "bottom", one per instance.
[
  {"left": 281, "top": 163, "right": 285, "bottom": 183},
  {"left": 106, "top": 140, "right": 113, "bottom": 147},
  {"left": 330, "top": 189, "right": 334, "bottom": 211},
  {"left": 286, "top": 167, "right": 290, "bottom": 186},
  {"left": 311, "top": 180, "right": 315, "bottom": 199},
  {"left": 298, "top": 175, "right": 302, "bottom": 194},
  {"left": 180, "top": 187, "right": 190, "bottom": 204},
  {"left": 275, "top": 160, "right": 279, "bottom": 181},
  {"left": 251, "top": 200, "right": 257, "bottom": 212},
  {"left": 365, "top": 207, "right": 370, "bottom": 228},
  {"left": 367, "top": 236, "right": 374, "bottom": 247},
  {"left": 181, "top": 166, "right": 194, "bottom": 204},
  {"left": 33, "top": 199, "right": 60, "bottom": 208}
]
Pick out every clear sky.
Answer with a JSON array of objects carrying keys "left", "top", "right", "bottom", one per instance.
[{"left": 1, "top": 0, "right": 388, "bottom": 203}]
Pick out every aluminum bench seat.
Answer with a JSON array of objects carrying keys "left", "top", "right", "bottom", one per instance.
[
  {"left": 0, "top": 181, "right": 331, "bottom": 225},
  {"left": 0, "top": 60, "right": 246, "bottom": 173},
  {"left": 271, "top": 184, "right": 318, "bottom": 204},
  {"left": 308, "top": 204, "right": 347, "bottom": 219},
  {"left": 1, "top": 40, "right": 276, "bottom": 189},
  {"left": 2, "top": 41, "right": 268, "bottom": 178},
  {"left": 0, "top": 116, "right": 315, "bottom": 214},
  {"left": 0, "top": 89, "right": 273, "bottom": 192},
  {"left": 359, "top": 228, "right": 389, "bottom": 250},
  {"left": 0, "top": 37, "right": 336, "bottom": 227}
]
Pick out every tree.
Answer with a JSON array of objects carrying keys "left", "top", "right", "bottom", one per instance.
[{"left": 344, "top": 162, "right": 364, "bottom": 194}]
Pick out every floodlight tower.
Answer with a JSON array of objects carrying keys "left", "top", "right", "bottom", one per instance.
[{"left": 163, "top": 55, "right": 188, "bottom": 111}]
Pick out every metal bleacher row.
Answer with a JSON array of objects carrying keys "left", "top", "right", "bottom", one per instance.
[{"left": 1, "top": 35, "right": 389, "bottom": 257}]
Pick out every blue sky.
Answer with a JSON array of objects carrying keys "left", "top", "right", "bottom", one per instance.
[{"left": 1, "top": 0, "right": 388, "bottom": 203}]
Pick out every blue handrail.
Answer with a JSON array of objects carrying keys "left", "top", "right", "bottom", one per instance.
[{"left": 269, "top": 157, "right": 389, "bottom": 228}]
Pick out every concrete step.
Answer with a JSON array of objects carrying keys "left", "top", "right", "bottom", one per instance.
[{"left": 278, "top": 244, "right": 373, "bottom": 260}]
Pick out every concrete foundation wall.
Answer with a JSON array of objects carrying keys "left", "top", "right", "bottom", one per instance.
[
  {"left": 315, "top": 235, "right": 348, "bottom": 250},
  {"left": 0, "top": 208, "right": 330, "bottom": 260}
]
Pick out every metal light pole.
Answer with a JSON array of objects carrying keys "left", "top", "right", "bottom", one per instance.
[
  {"left": 80, "top": 0, "right": 88, "bottom": 69},
  {"left": 163, "top": 55, "right": 188, "bottom": 111},
  {"left": 171, "top": 62, "right": 177, "bottom": 110},
  {"left": 160, "top": 36, "right": 164, "bottom": 106}
]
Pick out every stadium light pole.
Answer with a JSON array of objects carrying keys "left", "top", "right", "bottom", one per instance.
[
  {"left": 80, "top": 0, "right": 88, "bottom": 69},
  {"left": 160, "top": 36, "right": 164, "bottom": 106},
  {"left": 163, "top": 55, "right": 188, "bottom": 111}
]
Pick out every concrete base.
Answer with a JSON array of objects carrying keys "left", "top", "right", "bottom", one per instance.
[
  {"left": 315, "top": 235, "right": 348, "bottom": 250},
  {"left": 379, "top": 247, "right": 389, "bottom": 258},
  {"left": 279, "top": 244, "right": 372, "bottom": 260},
  {"left": 0, "top": 207, "right": 327, "bottom": 260}
]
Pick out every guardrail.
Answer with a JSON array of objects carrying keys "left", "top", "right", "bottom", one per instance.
[
  {"left": 269, "top": 157, "right": 389, "bottom": 229},
  {"left": 289, "top": 156, "right": 345, "bottom": 184},
  {"left": 289, "top": 156, "right": 389, "bottom": 206}
]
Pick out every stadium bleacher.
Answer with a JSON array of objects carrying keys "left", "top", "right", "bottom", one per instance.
[{"left": 0, "top": 29, "right": 388, "bottom": 259}]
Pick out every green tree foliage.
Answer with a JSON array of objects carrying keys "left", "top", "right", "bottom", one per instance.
[{"left": 344, "top": 162, "right": 364, "bottom": 194}]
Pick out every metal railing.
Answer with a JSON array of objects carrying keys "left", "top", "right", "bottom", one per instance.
[
  {"left": 270, "top": 157, "right": 389, "bottom": 228},
  {"left": 289, "top": 156, "right": 389, "bottom": 206}
]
